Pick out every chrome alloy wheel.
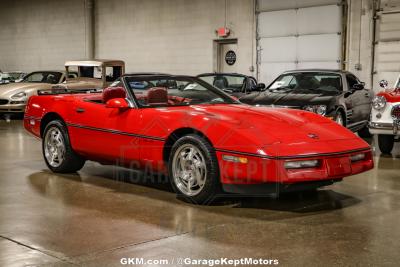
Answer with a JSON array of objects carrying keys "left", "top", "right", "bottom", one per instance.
[
  {"left": 172, "top": 144, "right": 207, "bottom": 196},
  {"left": 44, "top": 127, "right": 66, "bottom": 168},
  {"left": 335, "top": 113, "right": 344, "bottom": 126}
]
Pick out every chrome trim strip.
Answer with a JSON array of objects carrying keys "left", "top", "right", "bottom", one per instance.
[
  {"left": 369, "top": 122, "right": 394, "bottom": 130},
  {"left": 66, "top": 123, "right": 165, "bottom": 141}
]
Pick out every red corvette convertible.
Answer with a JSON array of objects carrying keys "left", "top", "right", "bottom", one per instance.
[{"left": 24, "top": 74, "right": 373, "bottom": 203}]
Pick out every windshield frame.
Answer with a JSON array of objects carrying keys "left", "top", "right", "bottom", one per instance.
[
  {"left": 198, "top": 74, "right": 248, "bottom": 92},
  {"left": 267, "top": 71, "right": 343, "bottom": 93},
  {"left": 123, "top": 75, "right": 240, "bottom": 108}
]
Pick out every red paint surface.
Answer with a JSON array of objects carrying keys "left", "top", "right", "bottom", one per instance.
[{"left": 24, "top": 93, "right": 374, "bottom": 185}]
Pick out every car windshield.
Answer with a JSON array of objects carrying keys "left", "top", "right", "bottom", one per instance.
[
  {"left": 199, "top": 75, "right": 246, "bottom": 92},
  {"left": 125, "top": 76, "right": 238, "bottom": 107},
  {"left": 268, "top": 72, "right": 342, "bottom": 92},
  {"left": 22, "top": 71, "right": 62, "bottom": 84}
]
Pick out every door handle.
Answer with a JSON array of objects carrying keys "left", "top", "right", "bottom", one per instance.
[
  {"left": 364, "top": 93, "right": 370, "bottom": 97},
  {"left": 76, "top": 108, "right": 85, "bottom": 113}
]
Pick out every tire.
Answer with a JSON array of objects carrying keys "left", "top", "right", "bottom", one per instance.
[
  {"left": 168, "top": 134, "right": 221, "bottom": 204},
  {"left": 378, "top": 134, "right": 395, "bottom": 154},
  {"left": 334, "top": 111, "right": 345, "bottom": 126},
  {"left": 358, "top": 126, "right": 372, "bottom": 138},
  {"left": 42, "top": 120, "right": 85, "bottom": 173}
]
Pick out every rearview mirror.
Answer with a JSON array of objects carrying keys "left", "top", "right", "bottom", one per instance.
[
  {"left": 252, "top": 83, "right": 266, "bottom": 91},
  {"left": 379, "top": 79, "right": 388, "bottom": 89},
  {"left": 105, "top": 98, "right": 129, "bottom": 109},
  {"left": 352, "top": 83, "right": 364, "bottom": 90}
]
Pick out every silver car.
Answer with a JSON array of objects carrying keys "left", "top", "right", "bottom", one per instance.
[{"left": 0, "top": 71, "right": 71, "bottom": 113}]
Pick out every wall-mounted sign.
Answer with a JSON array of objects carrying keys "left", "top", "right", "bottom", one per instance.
[{"left": 225, "top": 50, "right": 236, "bottom": 65}]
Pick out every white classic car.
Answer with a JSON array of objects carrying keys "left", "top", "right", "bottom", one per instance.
[{"left": 369, "top": 79, "right": 400, "bottom": 154}]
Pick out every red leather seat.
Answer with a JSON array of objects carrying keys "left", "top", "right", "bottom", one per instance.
[
  {"left": 102, "top": 86, "right": 126, "bottom": 103},
  {"left": 147, "top": 87, "right": 168, "bottom": 106}
]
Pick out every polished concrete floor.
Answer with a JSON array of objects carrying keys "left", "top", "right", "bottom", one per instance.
[{"left": 0, "top": 119, "right": 399, "bottom": 267}]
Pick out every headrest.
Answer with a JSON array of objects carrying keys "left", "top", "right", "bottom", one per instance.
[
  {"left": 213, "top": 77, "right": 228, "bottom": 89},
  {"left": 147, "top": 87, "right": 168, "bottom": 106},
  {"left": 102, "top": 86, "right": 126, "bottom": 103}
]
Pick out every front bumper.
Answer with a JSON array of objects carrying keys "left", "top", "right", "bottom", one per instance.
[
  {"left": 216, "top": 148, "right": 373, "bottom": 189},
  {"left": 369, "top": 121, "right": 400, "bottom": 135},
  {"left": 0, "top": 101, "right": 26, "bottom": 113}
]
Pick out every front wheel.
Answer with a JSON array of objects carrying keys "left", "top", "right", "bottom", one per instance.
[
  {"left": 358, "top": 126, "right": 372, "bottom": 138},
  {"left": 42, "top": 120, "right": 86, "bottom": 173},
  {"left": 334, "top": 111, "right": 345, "bottom": 126},
  {"left": 168, "top": 134, "right": 221, "bottom": 204},
  {"left": 378, "top": 135, "right": 395, "bottom": 154}
]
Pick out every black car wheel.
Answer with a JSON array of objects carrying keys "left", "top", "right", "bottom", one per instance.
[
  {"left": 378, "top": 135, "right": 395, "bottom": 154},
  {"left": 358, "top": 126, "right": 372, "bottom": 138},
  {"left": 334, "top": 111, "right": 345, "bottom": 126},
  {"left": 42, "top": 120, "right": 86, "bottom": 173},
  {"left": 168, "top": 134, "right": 221, "bottom": 204}
]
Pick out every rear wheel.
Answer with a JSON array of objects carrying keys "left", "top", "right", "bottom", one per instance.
[
  {"left": 378, "top": 135, "right": 395, "bottom": 154},
  {"left": 168, "top": 134, "right": 220, "bottom": 204},
  {"left": 42, "top": 120, "right": 85, "bottom": 173}
]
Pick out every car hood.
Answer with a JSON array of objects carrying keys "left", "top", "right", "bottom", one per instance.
[
  {"left": 163, "top": 104, "right": 368, "bottom": 157},
  {"left": 239, "top": 88, "right": 339, "bottom": 107},
  {"left": 0, "top": 82, "right": 52, "bottom": 97}
]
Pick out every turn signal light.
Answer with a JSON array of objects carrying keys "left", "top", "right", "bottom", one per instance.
[{"left": 222, "top": 155, "right": 248, "bottom": 164}]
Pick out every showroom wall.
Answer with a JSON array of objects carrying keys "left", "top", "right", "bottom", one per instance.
[
  {"left": 94, "top": 0, "right": 255, "bottom": 75},
  {"left": 0, "top": 0, "right": 88, "bottom": 72}
]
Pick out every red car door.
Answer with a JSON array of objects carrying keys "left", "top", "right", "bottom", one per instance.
[{"left": 68, "top": 99, "right": 142, "bottom": 165}]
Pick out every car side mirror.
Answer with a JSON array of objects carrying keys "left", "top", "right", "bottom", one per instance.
[
  {"left": 252, "top": 83, "right": 266, "bottom": 91},
  {"left": 379, "top": 79, "right": 388, "bottom": 89},
  {"left": 352, "top": 83, "right": 364, "bottom": 90},
  {"left": 105, "top": 98, "right": 129, "bottom": 109}
]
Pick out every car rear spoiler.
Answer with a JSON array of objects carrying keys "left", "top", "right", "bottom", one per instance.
[{"left": 37, "top": 88, "right": 102, "bottom": 95}]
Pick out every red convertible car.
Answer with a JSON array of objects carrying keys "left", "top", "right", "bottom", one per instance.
[{"left": 24, "top": 74, "right": 373, "bottom": 204}]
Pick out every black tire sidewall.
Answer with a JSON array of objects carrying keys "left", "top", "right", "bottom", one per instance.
[
  {"left": 168, "top": 134, "right": 220, "bottom": 204},
  {"left": 378, "top": 134, "right": 395, "bottom": 154},
  {"left": 42, "top": 120, "right": 84, "bottom": 173}
]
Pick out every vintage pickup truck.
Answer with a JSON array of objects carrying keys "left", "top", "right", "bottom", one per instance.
[{"left": 55, "top": 59, "right": 125, "bottom": 90}]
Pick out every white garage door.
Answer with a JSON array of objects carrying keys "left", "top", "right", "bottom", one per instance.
[
  {"left": 373, "top": 0, "right": 400, "bottom": 90},
  {"left": 257, "top": 0, "right": 343, "bottom": 84}
]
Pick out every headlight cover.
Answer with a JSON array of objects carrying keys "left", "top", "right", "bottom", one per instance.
[
  {"left": 284, "top": 159, "right": 319, "bottom": 169},
  {"left": 372, "top": 95, "right": 386, "bottom": 110},
  {"left": 10, "top": 92, "right": 27, "bottom": 100},
  {"left": 303, "top": 105, "right": 327, "bottom": 116}
]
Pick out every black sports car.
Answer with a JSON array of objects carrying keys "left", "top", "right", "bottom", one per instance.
[
  {"left": 197, "top": 73, "right": 265, "bottom": 98},
  {"left": 239, "top": 69, "right": 372, "bottom": 137}
]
